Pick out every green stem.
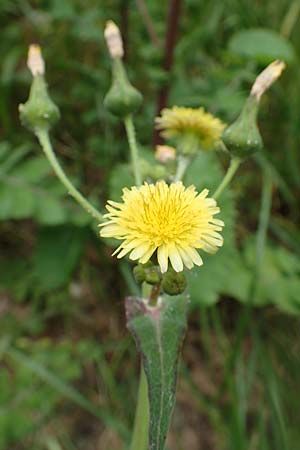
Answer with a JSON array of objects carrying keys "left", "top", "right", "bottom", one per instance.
[
  {"left": 217, "top": 173, "right": 273, "bottom": 399},
  {"left": 280, "top": 0, "right": 300, "bottom": 38},
  {"left": 248, "top": 173, "right": 273, "bottom": 303},
  {"left": 124, "top": 115, "right": 142, "bottom": 186},
  {"left": 36, "top": 128, "right": 103, "bottom": 222},
  {"left": 213, "top": 157, "right": 241, "bottom": 200},
  {"left": 130, "top": 366, "right": 149, "bottom": 450},
  {"left": 174, "top": 155, "right": 190, "bottom": 182},
  {"left": 130, "top": 281, "right": 151, "bottom": 450}
]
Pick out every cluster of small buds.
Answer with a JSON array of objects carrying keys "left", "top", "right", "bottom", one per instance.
[{"left": 133, "top": 262, "right": 187, "bottom": 296}]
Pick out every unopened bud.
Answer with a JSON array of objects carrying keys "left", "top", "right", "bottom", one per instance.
[
  {"left": 140, "top": 159, "right": 166, "bottom": 181},
  {"left": 104, "top": 20, "right": 124, "bottom": 59},
  {"left": 133, "top": 264, "right": 146, "bottom": 284},
  {"left": 19, "top": 45, "right": 60, "bottom": 132},
  {"left": 251, "top": 60, "right": 286, "bottom": 101},
  {"left": 104, "top": 59, "right": 142, "bottom": 118},
  {"left": 27, "top": 44, "right": 45, "bottom": 76},
  {"left": 162, "top": 269, "right": 187, "bottom": 296},
  {"left": 222, "top": 95, "right": 263, "bottom": 158},
  {"left": 155, "top": 145, "right": 176, "bottom": 163},
  {"left": 145, "top": 266, "right": 161, "bottom": 285},
  {"left": 222, "top": 60, "right": 285, "bottom": 158}
]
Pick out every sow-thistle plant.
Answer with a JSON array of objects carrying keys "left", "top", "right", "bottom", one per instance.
[{"left": 19, "top": 21, "right": 285, "bottom": 450}]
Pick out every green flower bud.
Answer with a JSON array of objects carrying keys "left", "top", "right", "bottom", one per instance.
[
  {"left": 222, "top": 60, "right": 286, "bottom": 159},
  {"left": 162, "top": 269, "right": 187, "bottom": 296},
  {"left": 140, "top": 158, "right": 167, "bottom": 181},
  {"left": 19, "top": 45, "right": 59, "bottom": 133},
  {"left": 150, "top": 164, "right": 167, "bottom": 181},
  {"left": 222, "top": 95, "right": 263, "bottom": 158},
  {"left": 104, "top": 59, "right": 142, "bottom": 118},
  {"left": 144, "top": 266, "right": 161, "bottom": 285},
  {"left": 19, "top": 74, "right": 60, "bottom": 132},
  {"left": 139, "top": 159, "right": 152, "bottom": 179},
  {"left": 133, "top": 264, "right": 146, "bottom": 284}
]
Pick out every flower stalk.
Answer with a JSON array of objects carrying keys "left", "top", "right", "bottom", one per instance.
[
  {"left": 20, "top": 44, "right": 103, "bottom": 223},
  {"left": 173, "top": 155, "right": 190, "bottom": 182},
  {"left": 124, "top": 115, "right": 142, "bottom": 186},
  {"left": 213, "top": 157, "right": 241, "bottom": 200},
  {"left": 130, "top": 366, "right": 149, "bottom": 450},
  {"left": 37, "top": 129, "right": 103, "bottom": 222}
]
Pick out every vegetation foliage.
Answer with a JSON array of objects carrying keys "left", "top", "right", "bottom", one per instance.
[{"left": 0, "top": 1, "right": 300, "bottom": 449}]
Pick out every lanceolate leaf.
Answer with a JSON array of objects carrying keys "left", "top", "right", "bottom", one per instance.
[{"left": 126, "top": 294, "right": 188, "bottom": 450}]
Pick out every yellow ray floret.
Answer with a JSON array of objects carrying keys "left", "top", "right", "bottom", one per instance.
[
  {"left": 155, "top": 106, "right": 226, "bottom": 150},
  {"left": 99, "top": 181, "right": 224, "bottom": 273}
]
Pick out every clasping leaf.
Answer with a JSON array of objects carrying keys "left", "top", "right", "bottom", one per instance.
[{"left": 126, "top": 293, "right": 188, "bottom": 450}]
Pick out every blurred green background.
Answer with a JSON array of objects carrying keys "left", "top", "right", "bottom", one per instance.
[{"left": 1, "top": 1, "right": 300, "bottom": 449}]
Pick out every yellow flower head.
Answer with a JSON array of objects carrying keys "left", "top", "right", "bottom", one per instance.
[
  {"left": 99, "top": 181, "right": 224, "bottom": 273},
  {"left": 155, "top": 106, "right": 226, "bottom": 150}
]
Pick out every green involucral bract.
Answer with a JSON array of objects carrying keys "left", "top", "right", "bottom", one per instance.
[
  {"left": 222, "top": 94, "right": 263, "bottom": 158},
  {"left": 19, "top": 75, "right": 60, "bottom": 132},
  {"left": 162, "top": 270, "right": 187, "bottom": 295},
  {"left": 104, "top": 59, "right": 143, "bottom": 118},
  {"left": 126, "top": 293, "right": 188, "bottom": 450}
]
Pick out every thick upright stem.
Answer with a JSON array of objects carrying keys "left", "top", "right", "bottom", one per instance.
[
  {"left": 248, "top": 174, "right": 273, "bottom": 302},
  {"left": 124, "top": 115, "right": 142, "bottom": 186},
  {"left": 130, "top": 366, "right": 149, "bottom": 450},
  {"left": 36, "top": 129, "right": 103, "bottom": 222}
]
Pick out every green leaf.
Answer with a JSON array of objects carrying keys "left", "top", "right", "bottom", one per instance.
[
  {"left": 185, "top": 151, "right": 237, "bottom": 306},
  {"left": 12, "top": 156, "right": 51, "bottom": 183},
  {"left": 0, "top": 181, "right": 35, "bottom": 219},
  {"left": 0, "top": 184, "right": 15, "bottom": 219},
  {"left": 33, "top": 226, "right": 86, "bottom": 290},
  {"left": 109, "top": 162, "right": 134, "bottom": 201},
  {"left": 9, "top": 187, "right": 36, "bottom": 219},
  {"left": 228, "top": 28, "right": 296, "bottom": 64},
  {"left": 35, "top": 194, "right": 67, "bottom": 225},
  {"left": 242, "top": 239, "right": 300, "bottom": 314},
  {"left": 126, "top": 294, "right": 188, "bottom": 450},
  {"left": 6, "top": 346, "right": 128, "bottom": 439}
]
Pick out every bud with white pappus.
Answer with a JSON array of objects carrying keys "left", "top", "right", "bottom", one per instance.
[
  {"left": 222, "top": 60, "right": 285, "bottom": 159},
  {"left": 103, "top": 21, "right": 142, "bottom": 118},
  {"left": 19, "top": 45, "right": 60, "bottom": 133}
]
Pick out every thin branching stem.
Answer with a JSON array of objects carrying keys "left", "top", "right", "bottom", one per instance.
[
  {"left": 174, "top": 155, "right": 190, "bottom": 182},
  {"left": 213, "top": 157, "right": 241, "bottom": 200},
  {"left": 124, "top": 115, "right": 142, "bottom": 186},
  {"left": 36, "top": 128, "right": 103, "bottom": 222}
]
